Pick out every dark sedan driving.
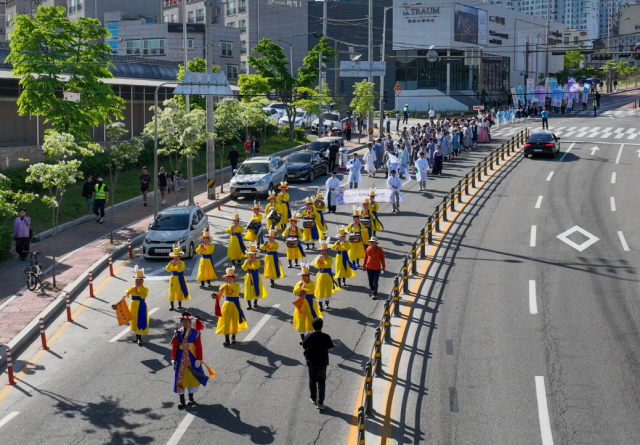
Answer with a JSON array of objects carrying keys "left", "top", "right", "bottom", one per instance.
[
  {"left": 524, "top": 132, "right": 561, "bottom": 158},
  {"left": 285, "top": 150, "right": 330, "bottom": 182}
]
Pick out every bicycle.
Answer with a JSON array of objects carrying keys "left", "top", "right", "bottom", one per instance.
[{"left": 23, "top": 251, "right": 43, "bottom": 291}]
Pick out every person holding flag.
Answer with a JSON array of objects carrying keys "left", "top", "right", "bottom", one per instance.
[
  {"left": 292, "top": 261, "right": 322, "bottom": 345},
  {"left": 282, "top": 213, "right": 306, "bottom": 268},
  {"left": 313, "top": 238, "right": 340, "bottom": 310},
  {"left": 167, "top": 245, "right": 190, "bottom": 311},
  {"left": 195, "top": 231, "right": 217, "bottom": 288},
  {"left": 225, "top": 211, "right": 246, "bottom": 267},
  {"left": 117, "top": 266, "right": 149, "bottom": 345},
  {"left": 332, "top": 226, "right": 358, "bottom": 286},
  {"left": 214, "top": 266, "right": 248, "bottom": 347},
  {"left": 260, "top": 227, "right": 285, "bottom": 287},
  {"left": 243, "top": 202, "right": 264, "bottom": 245},
  {"left": 241, "top": 243, "right": 268, "bottom": 310}
]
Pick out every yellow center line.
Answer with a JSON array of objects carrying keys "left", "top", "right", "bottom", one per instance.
[{"left": 346, "top": 146, "right": 523, "bottom": 444}]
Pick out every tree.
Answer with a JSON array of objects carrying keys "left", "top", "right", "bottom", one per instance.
[
  {"left": 350, "top": 80, "right": 377, "bottom": 142},
  {"left": 247, "top": 37, "right": 335, "bottom": 140},
  {"left": 239, "top": 100, "right": 272, "bottom": 140},
  {"left": 176, "top": 57, "right": 221, "bottom": 110},
  {"left": 7, "top": 6, "right": 124, "bottom": 143},
  {"left": 214, "top": 98, "right": 243, "bottom": 191},
  {"left": 105, "top": 122, "right": 143, "bottom": 244},
  {"left": 0, "top": 176, "right": 37, "bottom": 221},
  {"left": 25, "top": 131, "right": 100, "bottom": 288},
  {"left": 238, "top": 74, "right": 270, "bottom": 101},
  {"left": 564, "top": 50, "right": 582, "bottom": 69}
]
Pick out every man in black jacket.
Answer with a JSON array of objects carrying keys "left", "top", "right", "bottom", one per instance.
[
  {"left": 327, "top": 141, "right": 339, "bottom": 172},
  {"left": 302, "top": 318, "right": 334, "bottom": 410},
  {"left": 228, "top": 146, "right": 239, "bottom": 171},
  {"left": 82, "top": 175, "right": 94, "bottom": 214}
]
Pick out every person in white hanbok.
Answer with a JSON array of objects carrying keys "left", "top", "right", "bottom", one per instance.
[
  {"left": 325, "top": 171, "right": 340, "bottom": 213},
  {"left": 415, "top": 151, "right": 429, "bottom": 191},
  {"left": 397, "top": 143, "right": 410, "bottom": 179},
  {"left": 363, "top": 144, "right": 377, "bottom": 177},
  {"left": 347, "top": 153, "right": 362, "bottom": 189}
]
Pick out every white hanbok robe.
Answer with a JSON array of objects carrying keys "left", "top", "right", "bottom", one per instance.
[
  {"left": 398, "top": 148, "right": 410, "bottom": 175},
  {"left": 415, "top": 158, "right": 429, "bottom": 183},
  {"left": 363, "top": 150, "right": 377, "bottom": 173},
  {"left": 325, "top": 176, "right": 340, "bottom": 206},
  {"left": 347, "top": 158, "right": 362, "bottom": 184}
]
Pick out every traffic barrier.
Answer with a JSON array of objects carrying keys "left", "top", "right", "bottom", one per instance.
[
  {"left": 216, "top": 192, "right": 221, "bottom": 211},
  {"left": 88, "top": 270, "right": 95, "bottom": 297},
  {"left": 364, "top": 362, "right": 373, "bottom": 416},
  {"left": 108, "top": 252, "right": 114, "bottom": 276},
  {"left": 501, "top": 144, "right": 505, "bottom": 161},
  {"left": 411, "top": 242, "right": 418, "bottom": 275},
  {"left": 477, "top": 162, "right": 482, "bottom": 182},
  {"left": 489, "top": 152, "right": 494, "bottom": 170},
  {"left": 419, "top": 227, "right": 426, "bottom": 258},
  {"left": 457, "top": 181, "right": 463, "bottom": 203},
  {"left": 39, "top": 317, "right": 48, "bottom": 350},
  {"left": 374, "top": 328, "right": 382, "bottom": 377},
  {"left": 470, "top": 167, "right": 476, "bottom": 188},
  {"left": 427, "top": 217, "right": 433, "bottom": 245},
  {"left": 441, "top": 196, "right": 448, "bottom": 222},
  {"left": 449, "top": 188, "right": 456, "bottom": 212},
  {"left": 6, "top": 348, "right": 15, "bottom": 385},
  {"left": 402, "top": 257, "right": 409, "bottom": 294},
  {"left": 464, "top": 174, "right": 469, "bottom": 195},
  {"left": 483, "top": 157, "right": 488, "bottom": 175},
  {"left": 434, "top": 205, "right": 440, "bottom": 233},
  {"left": 357, "top": 406, "right": 366, "bottom": 444},
  {"left": 383, "top": 301, "right": 391, "bottom": 343},
  {"left": 392, "top": 277, "right": 400, "bottom": 316},
  {"left": 65, "top": 292, "right": 73, "bottom": 322},
  {"left": 127, "top": 237, "right": 133, "bottom": 259}
]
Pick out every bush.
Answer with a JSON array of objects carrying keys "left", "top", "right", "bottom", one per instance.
[{"left": 0, "top": 225, "right": 14, "bottom": 261}]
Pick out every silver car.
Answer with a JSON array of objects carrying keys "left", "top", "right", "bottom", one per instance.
[
  {"left": 142, "top": 205, "right": 208, "bottom": 259},
  {"left": 230, "top": 155, "right": 288, "bottom": 198}
]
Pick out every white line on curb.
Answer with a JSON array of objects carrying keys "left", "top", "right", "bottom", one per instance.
[
  {"left": 546, "top": 172, "right": 554, "bottom": 181},
  {"left": 166, "top": 412, "right": 197, "bottom": 445},
  {"left": 616, "top": 144, "right": 624, "bottom": 165},
  {"left": 611, "top": 172, "right": 617, "bottom": 184},
  {"left": 530, "top": 226, "right": 537, "bottom": 247},
  {"left": 243, "top": 304, "right": 281, "bottom": 343},
  {"left": 535, "top": 196, "right": 543, "bottom": 209},
  {"left": 611, "top": 197, "right": 616, "bottom": 212},
  {"left": 0, "top": 412, "right": 19, "bottom": 429},
  {"left": 529, "top": 280, "right": 538, "bottom": 314},
  {"left": 618, "top": 231, "right": 630, "bottom": 251},
  {"left": 109, "top": 308, "right": 159, "bottom": 343},
  {"left": 535, "top": 376, "right": 554, "bottom": 445}
]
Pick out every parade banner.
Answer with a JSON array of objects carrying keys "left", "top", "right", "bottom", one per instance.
[
  {"left": 534, "top": 85, "right": 546, "bottom": 104},
  {"left": 510, "top": 87, "right": 518, "bottom": 107},
  {"left": 551, "top": 86, "right": 564, "bottom": 107},
  {"left": 581, "top": 84, "right": 589, "bottom": 103},
  {"left": 516, "top": 85, "right": 525, "bottom": 104},
  {"left": 336, "top": 188, "right": 406, "bottom": 205},
  {"left": 114, "top": 299, "right": 132, "bottom": 326}
]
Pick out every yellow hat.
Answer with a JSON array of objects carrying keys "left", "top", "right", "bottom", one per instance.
[
  {"left": 200, "top": 230, "right": 212, "bottom": 239},
  {"left": 278, "top": 181, "right": 289, "bottom": 190},
  {"left": 369, "top": 188, "right": 376, "bottom": 197},
  {"left": 352, "top": 206, "right": 361, "bottom": 217},
  {"left": 315, "top": 192, "right": 324, "bottom": 201},
  {"left": 245, "top": 242, "right": 259, "bottom": 257},
  {"left": 267, "top": 191, "right": 276, "bottom": 200},
  {"left": 169, "top": 245, "right": 183, "bottom": 257},
  {"left": 337, "top": 226, "right": 346, "bottom": 237},
  {"left": 319, "top": 237, "right": 330, "bottom": 250},
  {"left": 251, "top": 201, "right": 261, "bottom": 211},
  {"left": 305, "top": 197, "right": 314, "bottom": 205},
  {"left": 289, "top": 213, "right": 300, "bottom": 222},
  {"left": 132, "top": 265, "right": 145, "bottom": 280},
  {"left": 298, "top": 261, "right": 313, "bottom": 276},
  {"left": 362, "top": 197, "right": 370, "bottom": 205},
  {"left": 267, "top": 226, "right": 277, "bottom": 237},
  {"left": 232, "top": 212, "right": 240, "bottom": 221},
  {"left": 222, "top": 265, "right": 238, "bottom": 278}
]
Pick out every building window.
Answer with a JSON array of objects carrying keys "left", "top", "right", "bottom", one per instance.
[
  {"left": 196, "top": 9, "right": 204, "bottom": 22},
  {"left": 126, "top": 40, "right": 142, "bottom": 55},
  {"left": 163, "top": 15, "right": 169, "bottom": 23},
  {"left": 574, "top": 36, "right": 579, "bottom": 42},
  {"left": 188, "top": 11, "right": 194, "bottom": 23},
  {"left": 564, "top": 37, "right": 569, "bottom": 44},
  {"left": 239, "top": 0, "right": 246, "bottom": 13},
  {"left": 143, "top": 39, "right": 165, "bottom": 56},
  {"left": 239, "top": 19, "right": 246, "bottom": 33},
  {"left": 68, "top": 0, "right": 76, "bottom": 13},
  {"left": 227, "top": 22, "right": 235, "bottom": 27},
  {"left": 107, "top": 23, "right": 119, "bottom": 54},
  {"left": 227, "top": 0, "right": 236, "bottom": 15},
  {"left": 171, "top": 14, "right": 178, "bottom": 23},
  {"left": 215, "top": 7, "right": 221, "bottom": 16},
  {"left": 226, "top": 64, "right": 239, "bottom": 80},
  {"left": 241, "top": 61, "right": 247, "bottom": 74},
  {"left": 221, "top": 41, "right": 233, "bottom": 57},
  {"left": 240, "top": 40, "right": 246, "bottom": 54}
]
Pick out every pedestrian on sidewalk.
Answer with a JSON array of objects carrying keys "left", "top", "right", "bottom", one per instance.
[
  {"left": 345, "top": 120, "right": 353, "bottom": 142},
  {"left": 82, "top": 175, "right": 94, "bottom": 214},
  {"left": 228, "top": 145, "right": 239, "bottom": 172},
  {"left": 402, "top": 104, "right": 409, "bottom": 124},
  {"left": 196, "top": 231, "right": 217, "bottom": 288},
  {"left": 140, "top": 166, "right": 151, "bottom": 207},
  {"left": 242, "top": 243, "right": 268, "bottom": 310},
  {"left": 429, "top": 107, "right": 435, "bottom": 125},
  {"left": 541, "top": 108, "right": 550, "bottom": 130},
  {"left": 244, "top": 138, "right": 252, "bottom": 159},
  {"left": 167, "top": 246, "right": 191, "bottom": 311},
  {"left": 251, "top": 136, "right": 260, "bottom": 156},
  {"left": 386, "top": 116, "right": 391, "bottom": 135},
  {"left": 347, "top": 153, "right": 362, "bottom": 189},
  {"left": 214, "top": 265, "right": 248, "bottom": 347},
  {"left": 396, "top": 111, "right": 401, "bottom": 132},
  {"left": 386, "top": 170, "right": 402, "bottom": 213},
  {"left": 93, "top": 176, "right": 108, "bottom": 224},
  {"left": 120, "top": 266, "right": 149, "bottom": 346},
  {"left": 13, "top": 208, "right": 31, "bottom": 261},
  {"left": 362, "top": 236, "right": 385, "bottom": 299},
  {"left": 302, "top": 317, "right": 334, "bottom": 411},
  {"left": 292, "top": 261, "right": 322, "bottom": 345},
  {"left": 158, "top": 167, "right": 168, "bottom": 206}
]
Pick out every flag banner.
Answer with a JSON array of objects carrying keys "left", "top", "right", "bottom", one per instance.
[
  {"left": 114, "top": 299, "right": 132, "bottom": 326},
  {"left": 336, "top": 188, "right": 406, "bottom": 205}
]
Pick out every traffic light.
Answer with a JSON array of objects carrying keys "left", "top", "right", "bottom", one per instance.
[
  {"left": 340, "top": 79, "right": 345, "bottom": 93},
  {"left": 383, "top": 89, "right": 389, "bottom": 104}
]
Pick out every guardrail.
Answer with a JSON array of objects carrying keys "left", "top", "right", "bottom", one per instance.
[{"left": 353, "top": 128, "right": 529, "bottom": 444}]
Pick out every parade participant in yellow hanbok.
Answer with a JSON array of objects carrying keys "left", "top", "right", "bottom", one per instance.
[
  {"left": 313, "top": 238, "right": 340, "bottom": 310},
  {"left": 225, "top": 211, "right": 246, "bottom": 266},
  {"left": 282, "top": 213, "right": 305, "bottom": 268},
  {"left": 243, "top": 201, "right": 264, "bottom": 245},
  {"left": 241, "top": 243, "right": 268, "bottom": 310},
  {"left": 345, "top": 206, "right": 366, "bottom": 267},
  {"left": 118, "top": 266, "right": 149, "bottom": 345},
  {"left": 195, "top": 230, "right": 217, "bottom": 288},
  {"left": 167, "top": 245, "right": 190, "bottom": 311},
  {"left": 277, "top": 181, "right": 291, "bottom": 221},
  {"left": 360, "top": 198, "right": 374, "bottom": 245},
  {"left": 292, "top": 262, "right": 322, "bottom": 345},
  {"left": 170, "top": 312, "right": 215, "bottom": 409},
  {"left": 265, "top": 191, "right": 284, "bottom": 231},
  {"left": 301, "top": 197, "right": 324, "bottom": 250},
  {"left": 214, "top": 266, "right": 248, "bottom": 347},
  {"left": 332, "top": 226, "right": 357, "bottom": 286},
  {"left": 369, "top": 188, "right": 384, "bottom": 235},
  {"left": 314, "top": 192, "right": 328, "bottom": 233},
  {"left": 260, "top": 227, "right": 285, "bottom": 287}
]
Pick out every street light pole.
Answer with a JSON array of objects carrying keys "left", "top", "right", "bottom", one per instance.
[
  {"left": 319, "top": 0, "right": 327, "bottom": 90},
  {"left": 205, "top": 0, "right": 216, "bottom": 200},
  {"left": 379, "top": 6, "right": 390, "bottom": 139},
  {"left": 367, "top": 0, "right": 373, "bottom": 141},
  {"left": 183, "top": 0, "right": 195, "bottom": 206},
  {"left": 544, "top": 0, "right": 551, "bottom": 79}
]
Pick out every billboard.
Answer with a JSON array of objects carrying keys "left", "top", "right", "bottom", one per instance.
[
  {"left": 392, "top": 0, "right": 452, "bottom": 50},
  {"left": 453, "top": 4, "right": 488, "bottom": 46}
]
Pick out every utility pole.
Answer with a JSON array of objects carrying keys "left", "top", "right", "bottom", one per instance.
[
  {"left": 367, "top": 0, "right": 373, "bottom": 141},
  {"left": 525, "top": 36, "right": 530, "bottom": 104},
  {"left": 205, "top": 0, "right": 216, "bottom": 200},
  {"left": 183, "top": 0, "right": 195, "bottom": 205},
  {"left": 544, "top": 0, "right": 550, "bottom": 79},
  {"left": 379, "top": 7, "right": 390, "bottom": 138},
  {"left": 320, "top": 0, "right": 327, "bottom": 90}
]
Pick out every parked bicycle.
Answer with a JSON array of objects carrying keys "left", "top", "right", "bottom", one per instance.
[{"left": 23, "top": 251, "right": 43, "bottom": 291}]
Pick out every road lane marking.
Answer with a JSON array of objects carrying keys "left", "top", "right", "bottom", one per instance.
[
  {"left": 611, "top": 172, "right": 617, "bottom": 184},
  {"left": 530, "top": 226, "right": 537, "bottom": 247},
  {"left": 0, "top": 412, "right": 19, "bottom": 429},
  {"left": 215, "top": 257, "right": 228, "bottom": 267},
  {"left": 535, "top": 376, "right": 554, "bottom": 445},
  {"left": 147, "top": 268, "right": 165, "bottom": 276},
  {"left": 546, "top": 172, "right": 554, "bottom": 181},
  {"left": 243, "top": 304, "right": 280, "bottom": 343},
  {"left": 618, "top": 231, "right": 630, "bottom": 251},
  {"left": 529, "top": 280, "right": 538, "bottom": 314},
  {"left": 616, "top": 144, "right": 624, "bottom": 164},
  {"left": 166, "top": 412, "right": 197, "bottom": 445},
  {"left": 535, "top": 196, "right": 543, "bottom": 209},
  {"left": 109, "top": 308, "right": 159, "bottom": 342},
  {"left": 559, "top": 143, "right": 575, "bottom": 162},
  {"left": 188, "top": 263, "right": 198, "bottom": 280},
  {"left": 611, "top": 197, "right": 616, "bottom": 212}
]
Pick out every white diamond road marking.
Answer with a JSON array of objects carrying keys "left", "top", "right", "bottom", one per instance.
[{"left": 556, "top": 226, "right": 600, "bottom": 252}]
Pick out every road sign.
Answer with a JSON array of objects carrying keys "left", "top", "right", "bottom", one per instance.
[
  {"left": 63, "top": 91, "right": 81, "bottom": 102},
  {"left": 426, "top": 50, "right": 438, "bottom": 63},
  {"left": 473, "top": 105, "right": 485, "bottom": 110},
  {"left": 207, "top": 179, "right": 216, "bottom": 188},
  {"left": 339, "top": 61, "right": 386, "bottom": 77},
  {"left": 394, "top": 83, "right": 402, "bottom": 97}
]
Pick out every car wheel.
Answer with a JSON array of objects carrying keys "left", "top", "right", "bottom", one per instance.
[
  {"left": 309, "top": 170, "right": 315, "bottom": 182},
  {"left": 186, "top": 242, "right": 194, "bottom": 260}
]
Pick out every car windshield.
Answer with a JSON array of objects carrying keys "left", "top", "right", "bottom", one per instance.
[
  {"left": 529, "top": 134, "right": 553, "bottom": 142},
  {"left": 296, "top": 112, "right": 306, "bottom": 118},
  {"left": 150, "top": 213, "right": 189, "bottom": 231},
  {"left": 287, "top": 153, "right": 313, "bottom": 163},
  {"left": 271, "top": 103, "right": 285, "bottom": 109},
  {"left": 237, "top": 163, "right": 270, "bottom": 174},
  {"left": 321, "top": 113, "right": 339, "bottom": 121},
  {"left": 308, "top": 141, "right": 330, "bottom": 151}
]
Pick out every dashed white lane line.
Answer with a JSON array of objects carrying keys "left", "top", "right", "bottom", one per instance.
[
  {"left": 243, "top": 304, "right": 281, "bottom": 343},
  {"left": 546, "top": 172, "right": 554, "bottom": 181},
  {"left": 0, "top": 412, "right": 19, "bottom": 429},
  {"left": 529, "top": 280, "right": 538, "bottom": 314},
  {"left": 166, "top": 412, "right": 197, "bottom": 445},
  {"left": 535, "top": 196, "right": 543, "bottom": 209},
  {"left": 530, "top": 226, "right": 537, "bottom": 247},
  {"left": 611, "top": 172, "right": 617, "bottom": 184},
  {"left": 615, "top": 144, "right": 624, "bottom": 165},
  {"left": 618, "top": 232, "right": 630, "bottom": 251},
  {"left": 535, "top": 376, "right": 555, "bottom": 445},
  {"left": 215, "top": 257, "right": 228, "bottom": 267},
  {"left": 611, "top": 197, "right": 617, "bottom": 212},
  {"left": 109, "top": 307, "right": 159, "bottom": 343},
  {"left": 559, "top": 143, "right": 575, "bottom": 162}
]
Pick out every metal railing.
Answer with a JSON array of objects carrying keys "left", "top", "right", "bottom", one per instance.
[{"left": 353, "top": 128, "right": 529, "bottom": 444}]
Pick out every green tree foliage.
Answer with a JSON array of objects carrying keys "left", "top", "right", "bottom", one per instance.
[
  {"left": 175, "top": 57, "right": 221, "bottom": 110},
  {"left": 238, "top": 74, "right": 270, "bottom": 101},
  {"left": 564, "top": 50, "right": 582, "bottom": 69},
  {"left": 350, "top": 81, "right": 376, "bottom": 142},
  {"left": 7, "top": 6, "right": 124, "bottom": 143}
]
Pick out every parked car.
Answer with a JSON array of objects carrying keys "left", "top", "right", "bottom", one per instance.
[
  {"left": 230, "top": 155, "right": 287, "bottom": 198},
  {"left": 311, "top": 112, "right": 342, "bottom": 134},
  {"left": 278, "top": 110, "right": 318, "bottom": 129},
  {"left": 285, "top": 150, "right": 330, "bottom": 182},
  {"left": 307, "top": 136, "right": 344, "bottom": 154},
  {"left": 262, "top": 103, "right": 286, "bottom": 121},
  {"left": 523, "top": 131, "right": 561, "bottom": 158},
  {"left": 142, "top": 205, "right": 208, "bottom": 260}
]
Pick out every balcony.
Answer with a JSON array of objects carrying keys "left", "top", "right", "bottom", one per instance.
[
  {"left": 240, "top": 27, "right": 246, "bottom": 34},
  {"left": 239, "top": 7, "right": 246, "bottom": 13},
  {"left": 164, "top": 0, "right": 178, "bottom": 7},
  {"left": 226, "top": 8, "right": 236, "bottom": 15}
]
